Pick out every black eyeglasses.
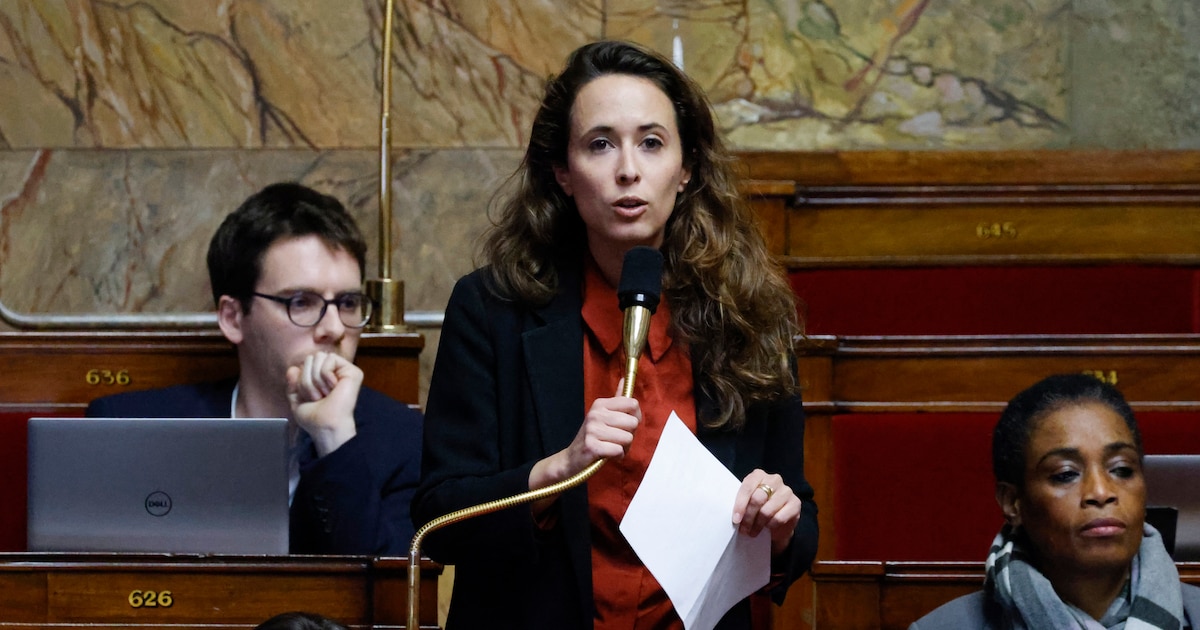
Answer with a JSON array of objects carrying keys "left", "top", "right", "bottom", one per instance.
[{"left": 251, "top": 291, "right": 373, "bottom": 328}]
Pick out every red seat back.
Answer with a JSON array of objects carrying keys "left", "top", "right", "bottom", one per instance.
[
  {"left": 791, "top": 266, "right": 1200, "bottom": 335},
  {"left": 832, "top": 410, "right": 1200, "bottom": 560},
  {"left": 0, "top": 410, "right": 75, "bottom": 551}
]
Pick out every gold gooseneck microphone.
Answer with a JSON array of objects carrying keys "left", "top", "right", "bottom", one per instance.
[{"left": 406, "top": 246, "right": 664, "bottom": 628}]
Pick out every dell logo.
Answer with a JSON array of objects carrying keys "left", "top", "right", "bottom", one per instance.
[{"left": 145, "top": 491, "right": 172, "bottom": 516}]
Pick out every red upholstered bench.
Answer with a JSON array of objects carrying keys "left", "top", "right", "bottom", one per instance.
[
  {"left": 791, "top": 265, "right": 1200, "bottom": 335},
  {"left": 0, "top": 410, "right": 74, "bottom": 552},
  {"left": 832, "top": 411, "right": 1200, "bottom": 561}
]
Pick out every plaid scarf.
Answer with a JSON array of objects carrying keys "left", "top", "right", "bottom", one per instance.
[{"left": 985, "top": 523, "right": 1183, "bottom": 630}]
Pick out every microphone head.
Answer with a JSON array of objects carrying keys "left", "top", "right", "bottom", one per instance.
[{"left": 617, "top": 246, "right": 663, "bottom": 314}]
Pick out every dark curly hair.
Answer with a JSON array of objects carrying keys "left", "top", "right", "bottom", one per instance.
[
  {"left": 254, "top": 611, "right": 348, "bottom": 630},
  {"left": 481, "top": 40, "right": 800, "bottom": 430}
]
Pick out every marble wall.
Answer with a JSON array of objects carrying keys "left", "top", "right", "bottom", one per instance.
[{"left": 2, "top": 0, "right": 1199, "bottom": 399}]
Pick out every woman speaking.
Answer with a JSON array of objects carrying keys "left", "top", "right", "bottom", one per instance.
[{"left": 413, "top": 40, "right": 817, "bottom": 629}]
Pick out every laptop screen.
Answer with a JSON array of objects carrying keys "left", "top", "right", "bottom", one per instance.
[
  {"left": 1144, "top": 454, "right": 1200, "bottom": 561},
  {"left": 27, "top": 416, "right": 289, "bottom": 554}
]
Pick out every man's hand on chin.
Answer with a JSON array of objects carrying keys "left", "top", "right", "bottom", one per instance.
[{"left": 286, "top": 351, "right": 362, "bottom": 457}]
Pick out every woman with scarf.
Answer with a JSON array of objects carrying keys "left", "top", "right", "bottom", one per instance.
[{"left": 911, "top": 373, "right": 1200, "bottom": 629}]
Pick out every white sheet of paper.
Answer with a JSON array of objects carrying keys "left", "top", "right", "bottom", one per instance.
[{"left": 619, "top": 411, "right": 770, "bottom": 630}]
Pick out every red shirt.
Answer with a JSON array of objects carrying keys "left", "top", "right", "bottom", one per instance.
[{"left": 582, "top": 257, "right": 696, "bottom": 630}]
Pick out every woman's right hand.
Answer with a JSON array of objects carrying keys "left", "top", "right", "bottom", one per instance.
[
  {"left": 564, "top": 394, "right": 642, "bottom": 474},
  {"left": 529, "top": 384, "right": 641, "bottom": 494}
]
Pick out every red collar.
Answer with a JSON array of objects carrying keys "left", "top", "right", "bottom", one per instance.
[{"left": 580, "top": 254, "right": 672, "bottom": 361}]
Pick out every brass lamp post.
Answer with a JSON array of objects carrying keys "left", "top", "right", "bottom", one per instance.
[{"left": 364, "top": 0, "right": 405, "bottom": 332}]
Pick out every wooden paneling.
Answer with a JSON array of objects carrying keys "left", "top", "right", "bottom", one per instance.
[
  {"left": 737, "top": 151, "right": 1200, "bottom": 268},
  {"left": 806, "top": 334, "right": 1200, "bottom": 412},
  {"left": 737, "top": 150, "right": 1200, "bottom": 186},
  {"left": 785, "top": 199, "right": 1200, "bottom": 267},
  {"left": 0, "top": 331, "right": 424, "bottom": 412},
  {"left": 0, "top": 554, "right": 441, "bottom": 629},
  {"left": 744, "top": 180, "right": 794, "bottom": 258}
]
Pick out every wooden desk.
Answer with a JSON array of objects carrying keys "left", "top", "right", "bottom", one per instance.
[
  {"left": 0, "top": 331, "right": 425, "bottom": 553},
  {"left": 797, "top": 333, "right": 1200, "bottom": 414},
  {"left": 0, "top": 553, "right": 442, "bottom": 629},
  {"left": 810, "top": 560, "right": 1200, "bottom": 629},
  {"left": 0, "top": 330, "right": 424, "bottom": 413}
]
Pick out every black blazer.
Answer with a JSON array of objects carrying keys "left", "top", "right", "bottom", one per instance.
[
  {"left": 413, "top": 262, "right": 818, "bottom": 629},
  {"left": 87, "top": 379, "right": 423, "bottom": 556}
]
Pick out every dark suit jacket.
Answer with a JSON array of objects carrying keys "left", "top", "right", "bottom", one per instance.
[
  {"left": 909, "top": 583, "right": 1200, "bottom": 629},
  {"left": 87, "top": 379, "right": 423, "bottom": 556},
  {"left": 412, "top": 262, "right": 819, "bottom": 630}
]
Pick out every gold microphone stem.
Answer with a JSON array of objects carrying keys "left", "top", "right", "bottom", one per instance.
[
  {"left": 622, "top": 357, "right": 638, "bottom": 397},
  {"left": 406, "top": 358, "right": 643, "bottom": 628},
  {"left": 621, "top": 305, "right": 651, "bottom": 397}
]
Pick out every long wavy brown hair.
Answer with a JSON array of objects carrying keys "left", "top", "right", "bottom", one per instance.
[{"left": 482, "top": 40, "right": 801, "bottom": 430}]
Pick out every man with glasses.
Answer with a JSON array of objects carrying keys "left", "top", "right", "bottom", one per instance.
[{"left": 86, "top": 182, "right": 422, "bottom": 555}]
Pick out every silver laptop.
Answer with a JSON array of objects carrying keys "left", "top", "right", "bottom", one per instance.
[
  {"left": 27, "top": 417, "right": 289, "bottom": 554},
  {"left": 1144, "top": 454, "right": 1200, "bottom": 561}
]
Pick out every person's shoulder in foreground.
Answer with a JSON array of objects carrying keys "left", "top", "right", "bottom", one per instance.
[
  {"left": 911, "top": 583, "right": 1200, "bottom": 629},
  {"left": 908, "top": 591, "right": 994, "bottom": 630},
  {"left": 1187, "top": 583, "right": 1200, "bottom": 622},
  {"left": 255, "top": 611, "right": 348, "bottom": 630}
]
